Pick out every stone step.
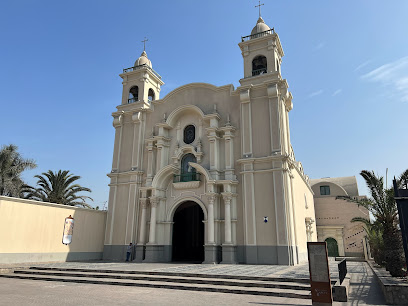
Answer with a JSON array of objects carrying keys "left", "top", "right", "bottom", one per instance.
[
  {"left": 27, "top": 266, "right": 312, "bottom": 284},
  {"left": 16, "top": 269, "right": 311, "bottom": 291},
  {"left": 0, "top": 272, "right": 312, "bottom": 299}
]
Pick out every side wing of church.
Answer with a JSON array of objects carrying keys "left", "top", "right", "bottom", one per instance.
[{"left": 103, "top": 17, "right": 317, "bottom": 265}]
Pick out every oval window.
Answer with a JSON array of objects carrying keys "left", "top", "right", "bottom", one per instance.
[{"left": 183, "top": 125, "right": 195, "bottom": 144}]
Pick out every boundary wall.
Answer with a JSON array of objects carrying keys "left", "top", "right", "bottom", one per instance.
[{"left": 0, "top": 196, "right": 107, "bottom": 264}]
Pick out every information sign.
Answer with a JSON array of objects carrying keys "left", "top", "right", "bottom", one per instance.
[{"left": 307, "top": 242, "right": 332, "bottom": 305}]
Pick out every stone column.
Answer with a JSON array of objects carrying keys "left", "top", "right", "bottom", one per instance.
[
  {"left": 221, "top": 192, "right": 236, "bottom": 264},
  {"left": 148, "top": 197, "right": 158, "bottom": 244},
  {"left": 146, "top": 139, "right": 155, "bottom": 186},
  {"left": 207, "top": 195, "right": 215, "bottom": 244},
  {"left": 144, "top": 196, "right": 164, "bottom": 262},
  {"left": 203, "top": 192, "right": 220, "bottom": 264},
  {"left": 134, "top": 198, "right": 148, "bottom": 262}
]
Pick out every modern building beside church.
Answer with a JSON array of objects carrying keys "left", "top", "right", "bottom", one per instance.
[{"left": 103, "top": 16, "right": 368, "bottom": 265}]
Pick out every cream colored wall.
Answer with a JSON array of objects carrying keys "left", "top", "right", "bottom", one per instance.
[
  {"left": 107, "top": 84, "right": 242, "bottom": 247},
  {"left": 0, "top": 196, "right": 106, "bottom": 264},
  {"left": 291, "top": 170, "right": 317, "bottom": 261},
  {"left": 311, "top": 182, "right": 348, "bottom": 198},
  {"left": 314, "top": 196, "right": 368, "bottom": 256}
]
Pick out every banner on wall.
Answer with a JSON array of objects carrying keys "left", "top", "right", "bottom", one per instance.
[{"left": 62, "top": 215, "right": 75, "bottom": 245}]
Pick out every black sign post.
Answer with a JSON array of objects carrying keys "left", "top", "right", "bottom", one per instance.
[{"left": 393, "top": 179, "right": 408, "bottom": 270}]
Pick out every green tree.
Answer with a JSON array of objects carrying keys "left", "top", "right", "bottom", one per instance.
[
  {"left": 351, "top": 217, "right": 385, "bottom": 265},
  {"left": 0, "top": 144, "right": 37, "bottom": 197},
  {"left": 348, "top": 170, "right": 406, "bottom": 277},
  {"left": 26, "top": 170, "right": 93, "bottom": 208}
]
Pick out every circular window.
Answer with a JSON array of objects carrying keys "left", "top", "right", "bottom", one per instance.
[{"left": 183, "top": 125, "right": 195, "bottom": 144}]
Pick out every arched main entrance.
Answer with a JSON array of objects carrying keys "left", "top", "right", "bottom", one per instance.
[
  {"left": 172, "top": 201, "right": 204, "bottom": 262},
  {"left": 325, "top": 237, "right": 339, "bottom": 257}
]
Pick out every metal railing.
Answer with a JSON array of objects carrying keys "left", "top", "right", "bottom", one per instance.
[
  {"left": 241, "top": 28, "right": 275, "bottom": 42},
  {"left": 173, "top": 172, "right": 201, "bottom": 183},
  {"left": 123, "top": 64, "right": 162, "bottom": 79},
  {"left": 252, "top": 68, "right": 268, "bottom": 76},
  {"left": 128, "top": 97, "right": 138, "bottom": 104}
]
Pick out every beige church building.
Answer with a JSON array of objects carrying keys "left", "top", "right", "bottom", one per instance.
[{"left": 103, "top": 16, "right": 366, "bottom": 265}]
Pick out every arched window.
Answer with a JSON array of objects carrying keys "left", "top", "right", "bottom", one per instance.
[
  {"left": 276, "top": 59, "right": 280, "bottom": 73},
  {"left": 252, "top": 55, "right": 267, "bottom": 76},
  {"left": 128, "top": 86, "right": 138, "bottom": 103},
  {"left": 181, "top": 153, "right": 197, "bottom": 182},
  {"left": 148, "top": 88, "right": 155, "bottom": 102},
  {"left": 183, "top": 125, "right": 195, "bottom": 144}
]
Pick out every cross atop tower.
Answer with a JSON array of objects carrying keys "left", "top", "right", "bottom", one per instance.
[
  {"left": 255, "top": 1, "right": 264, "bottom": 18},
  {"left": 141, "top": 37, "right": 148, "bottom": 51}
]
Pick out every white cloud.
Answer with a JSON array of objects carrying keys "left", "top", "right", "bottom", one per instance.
[
  {"left": 354, "top": 60, "right": 372, "bottom": 72},
  {"left": 361, "top": 56, "right": 408, "bottom": 102},
  {"left": 308, "top": 89, "right": 323, "bottom": 98},
  {"left": 332, "top": 89, "right": 342, "bottom": 96}
]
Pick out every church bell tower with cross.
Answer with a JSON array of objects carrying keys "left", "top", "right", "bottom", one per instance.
[
  {"left": 236, "top": 3, "right": 303, "bottom": 265},
  {"left": 119, "top": 38, "right": 164, "bottom": 108}
]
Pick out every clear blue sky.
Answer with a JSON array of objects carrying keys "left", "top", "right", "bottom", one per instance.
[{"left": 1, "top": 0, "right": 407, "bottom": 207}]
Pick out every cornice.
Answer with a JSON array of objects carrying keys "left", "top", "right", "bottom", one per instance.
[
  {"left": 237, "top": 154, "right": 287, "bottom": 164},
  {"left": 151, "top": 83, "right": 235, "bottom": 106}
]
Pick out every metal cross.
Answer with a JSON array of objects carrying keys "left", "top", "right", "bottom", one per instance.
[
  {"left": 141, "top": 37, "right": 148, "bottom": 51},
  {"left": 255, "top": 1, "right": 264, "bottom": 18}
]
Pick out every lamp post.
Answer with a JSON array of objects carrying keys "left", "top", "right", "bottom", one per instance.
[{"left": 393, "top": 179, "right": 408, "bottom": 270}]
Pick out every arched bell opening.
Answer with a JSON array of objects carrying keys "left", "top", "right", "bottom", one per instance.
[
  {"left": 252, "top": 55, "right": 267, "bottom": 76},
  {"left": 128, "top": 86, "right": 139, "bottom": 103},
  {"left": 172, "top": 201, "right": 205, "bottom": 263},
  {"left": 148, "top": 88, "right": 155, "bottom": 102},
  {"left": 325, "top": 237, "right": 339, "bottom": 257}
]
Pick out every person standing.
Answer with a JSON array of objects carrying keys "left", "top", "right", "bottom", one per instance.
[{"left": 126, "top": 243, "right": 133, "bottom": 262}]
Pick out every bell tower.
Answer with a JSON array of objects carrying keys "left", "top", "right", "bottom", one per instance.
[
  {"left": 119, "top": 44, "right": 164, "bottom": 107},
  {"left": 239, "top": 17, "right": 284, "bottom": 83}
]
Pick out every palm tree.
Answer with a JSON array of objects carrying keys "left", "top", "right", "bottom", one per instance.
[
  {"left": 347, "top": 170, "right": 406, "bottom": 277},
  {"left": 351, "top": 217, "right": 384, "bottom": 265},
  {"left": 0, "top": 144, "right": 37, "bottom": 197},
  {"left": 26, "top": 170, "right": 93, "bottom": 208}
]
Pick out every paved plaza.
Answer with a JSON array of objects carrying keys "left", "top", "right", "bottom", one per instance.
[{"left": 10, "top": 258, "right": 345, "bottom": 278}]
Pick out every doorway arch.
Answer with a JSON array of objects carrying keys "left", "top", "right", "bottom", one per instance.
[
  {"left": 325, "top": 237, "right": 339, "bottom": 257},
  {"left": 172, "top": 201, "right": 204, "bottom": 262}
]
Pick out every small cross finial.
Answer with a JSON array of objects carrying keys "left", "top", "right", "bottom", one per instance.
[
  {"left": 141, "top": 37, "right": 148, "bottom": 51},
  {"left": 255, "top": 1, "right": 264, "bottom": 18}
]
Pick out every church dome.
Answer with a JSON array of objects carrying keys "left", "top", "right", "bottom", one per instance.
[
  {"left": 134, "top": 51, "right": 152, "bottom": 68},
  {"left": 250, "top": 17, "right": 271, "bottom": 36}
]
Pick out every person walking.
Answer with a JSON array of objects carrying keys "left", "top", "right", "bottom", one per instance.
[{"left": 126, "top": 243, "right": 133, "bottom": 262}]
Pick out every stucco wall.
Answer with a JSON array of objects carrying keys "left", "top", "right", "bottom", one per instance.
[
  {"left": 0, "top": 196, "right": 107, "bottom": 264},
  {"left": 291, "top": 169, "right": 317, "bottom": 262},
  {"left": 314, "top": 196, "right": 368, "bottom": 256}
]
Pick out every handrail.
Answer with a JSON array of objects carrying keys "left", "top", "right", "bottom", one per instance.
[
  {"left": 122, "top": 64, "right": 162, "bottom": 79},
  {"left": 173, "top": 172, "right": 201, "bottom": 183},
  {"left": 127, "top": 97, "right": 138, "bottom": 104},
  {"left": 252, "top": 68, "right": 267, "bottom": 76},
  {"left": 241, "top": 28, "right": 275, "bottom": 42}
]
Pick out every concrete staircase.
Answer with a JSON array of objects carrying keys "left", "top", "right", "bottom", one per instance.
[{"left": 1, "top": 266, "right": 312, "bottom": 299}]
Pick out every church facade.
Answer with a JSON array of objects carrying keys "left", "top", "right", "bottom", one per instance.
[{"left": 103, "top": 16, "right": 317, "bottom": 265}]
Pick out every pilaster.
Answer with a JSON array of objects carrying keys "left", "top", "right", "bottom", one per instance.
[{"left": 240, "top": 88, "right": 252, "bottom": 157}]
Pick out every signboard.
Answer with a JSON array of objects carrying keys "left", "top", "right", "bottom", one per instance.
[
  {"left": 62, "top": 215, "right": 75, "bottom": 245},
  {"left": 307, "top": 242, "right": 332, "bottom": 305}
]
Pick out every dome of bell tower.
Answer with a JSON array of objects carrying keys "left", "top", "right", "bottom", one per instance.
[
  {"left": 134, "top": 50, "right": 152, "bottom": 68},
  {"left": 250, "top": 17, "right": 271, "bottom": 36}
]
